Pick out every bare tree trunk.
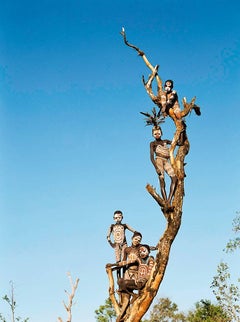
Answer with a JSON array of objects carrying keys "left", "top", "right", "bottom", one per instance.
[
  {"left": 106, "top": 136, "right": 187, "bottom": 321},
  {"left": 105, "top": 30, "right": 200, "bottom": 321},
  {"left": 127, "top": 159, "right": 186, "bottom": 321}
]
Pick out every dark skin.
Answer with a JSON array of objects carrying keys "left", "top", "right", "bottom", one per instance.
[
  {"left": 106, "top": 234, "right": 143, "bottom": 322},
  {"left": 150, "top": 129, "right": 177, "bottom": 204},
  {"left": 106, "top": 242, "right": 153, "bottom": 322}
]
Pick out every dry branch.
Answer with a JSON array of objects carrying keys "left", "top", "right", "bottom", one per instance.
[
  {"left": 120, "top": 28, "right": 199, "bottom": 174},
  {"left": 106, "top": 267, "right": 121, "bottom": 316},
  {"left": 58, "top": 272, "right": 80, "bottom": 322},
  {"left": 105, "top": 29, "right": 200, "bottom": 321}
]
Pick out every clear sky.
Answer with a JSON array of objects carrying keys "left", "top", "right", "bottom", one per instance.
[{"left": 0, "top": 0, "right": 239, "bottom": 321}]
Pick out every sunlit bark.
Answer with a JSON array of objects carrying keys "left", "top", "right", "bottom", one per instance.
[{"left": 105, "top": 29, "right": 200, "bottom": 321}]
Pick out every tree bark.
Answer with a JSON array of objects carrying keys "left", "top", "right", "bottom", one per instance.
[
  {"left": 105, "top": 29, "right": 199, "bottom": 321},
  {"left": 106, "top": 135, "right": 187, "bottom": 321}
]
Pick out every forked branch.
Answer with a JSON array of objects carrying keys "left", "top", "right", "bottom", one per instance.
[
  {"left": 58, "top": 272, "right": 80, "bottom": 322},
  {"left": 105, "top": 28, "right": 200, "bottom": 322}
]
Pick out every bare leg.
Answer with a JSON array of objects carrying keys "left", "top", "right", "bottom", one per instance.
[
  {"left": 168, "top": 176, "right": 178, "bottom": 204},
  {"left": 159, "top": 177, "right": 167, "bottom": 200}
]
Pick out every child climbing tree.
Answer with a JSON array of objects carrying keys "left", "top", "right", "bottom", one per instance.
[{"left": 105, "top": 29, "right": 201, "bottom": 322}]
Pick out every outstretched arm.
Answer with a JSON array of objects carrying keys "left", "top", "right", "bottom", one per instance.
[
  {"left": 164, "top": 139, "right": 172, "bottom": 145},
  {"left": 125, "top": 224, "right": 136, "bottom": 233},
  {"left": 106, "top": 257, "right": 138, "bottom": 270}
]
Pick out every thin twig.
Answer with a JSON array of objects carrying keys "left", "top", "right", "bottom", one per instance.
[{"left": 58, "top": 272, "right": 80, "bottom": 322}]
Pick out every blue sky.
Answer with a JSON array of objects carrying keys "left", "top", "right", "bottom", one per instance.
[{"left": 0, "top": 0, "right": 239, "bottom": 321}]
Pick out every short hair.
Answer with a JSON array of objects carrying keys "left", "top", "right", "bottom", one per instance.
[
  {"left": 152, "top": 126, "right": 162, "bottom": 136},
  {"left": 132, "top": 231, "right": 142, "bottom": 239},
  {"left": 114, "top": 210, "right": 123, "bottom": 215},
  {"left": 164, "top": 79, "right": 174, "bottom": 88},
  {"left": 113, "top": 210, "right": 123, "bottom": 219}
]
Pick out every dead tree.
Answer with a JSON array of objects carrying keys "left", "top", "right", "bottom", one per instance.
[
  {"left": 58, "top": 272, "right": 79, "bottom": 322},
  {"left": 105, "top": 29, "right": 200, "bottom": 322},
  {"left": 120, "top": 28, "right": 200, "bottom": 179}
]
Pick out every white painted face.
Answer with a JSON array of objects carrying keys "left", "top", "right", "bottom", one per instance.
[
  {"left": 132, "top": 235, "right": 142, "bottom": 246},
  {"left": 153, "top": 129, "right": 162, "bottom": 139},
  {"left": 113, "top": 213, "right": 123, "bottom": 223},
  {"left": 139, "top": 246, "right": 149, "bottom": 258},
  {"left": 164, "top": 81, "right": 173, "bottom": 93}
]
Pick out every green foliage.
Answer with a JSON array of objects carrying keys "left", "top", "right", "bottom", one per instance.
[
  {"left": 95, "top": 298, "right": 116, "bottom": 322},
  {"left": 0, "top": 313, "right": 7, "bottom": 322},
  {"left": 142, "top": 297, "right": 186, "bottom": 322},
  {"left": 211, "top": 212, "right": 240, "bottom": 321},
  {"left": 0, "top": 282, "right": 29, "bottom": 322},
  {"left": 187, "top": 299, "right": 230, "bottom": 322},
  {"left": 96, "top": 296, "right": 233, "bottom": 322},
  {"left": 97, "top": 214, "right": 240, "bottom": 322},
  {"left": 211, "top": 262, "right": 240, "bottom": 321},
  {"left": 224, "top": 212, "right": 240, "bottom": 253}
]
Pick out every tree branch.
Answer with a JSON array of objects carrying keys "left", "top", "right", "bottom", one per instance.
[
  {"left": 106, "top": 267, "right": 121, "bottom": 316},
  {"left": 108, "top": 29, "right": 200, "bottom": 322},
  {"left": 58, "top": 272, "right": 79, "bottom": 322},
  {"left": 120, "top": 28, "right": 163, "bottom": 106},
  {"left": 146, "top": 184, "right": 172, "bottom": 219}
]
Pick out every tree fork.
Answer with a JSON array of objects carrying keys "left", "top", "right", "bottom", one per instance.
[{"left": 105, "top": 29, "right": 199, "bottom": 321}]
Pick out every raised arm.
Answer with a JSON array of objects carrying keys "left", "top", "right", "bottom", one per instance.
[
  {"left": 106, "top": 257, "right": 138, "bottom": 270},
  {"left": 125, "top": 224, "right": 136, "bottom": 233}
]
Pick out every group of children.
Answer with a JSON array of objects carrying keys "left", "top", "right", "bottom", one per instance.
[
  {"left": 106, "top": 210, "right": 156, "bottom": 321},
  {"left": 106, "top": 210, "right": 155, "bottom": 290}
]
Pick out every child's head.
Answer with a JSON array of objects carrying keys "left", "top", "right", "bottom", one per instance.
[
  {"left": 131, "top": 231, "right": 142, "bottom": 246},
  {"left": 152, "top": 126, "right": 162, "bottom": 139},
  {"left": 113, "top": 210, "right": 123, "bottom": 223},
  {"left": 139, "top": 245, "right": 150, "bottom": 259},
  {"left": 164, "top": 79, "right": 174, "bottom": 93}
]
